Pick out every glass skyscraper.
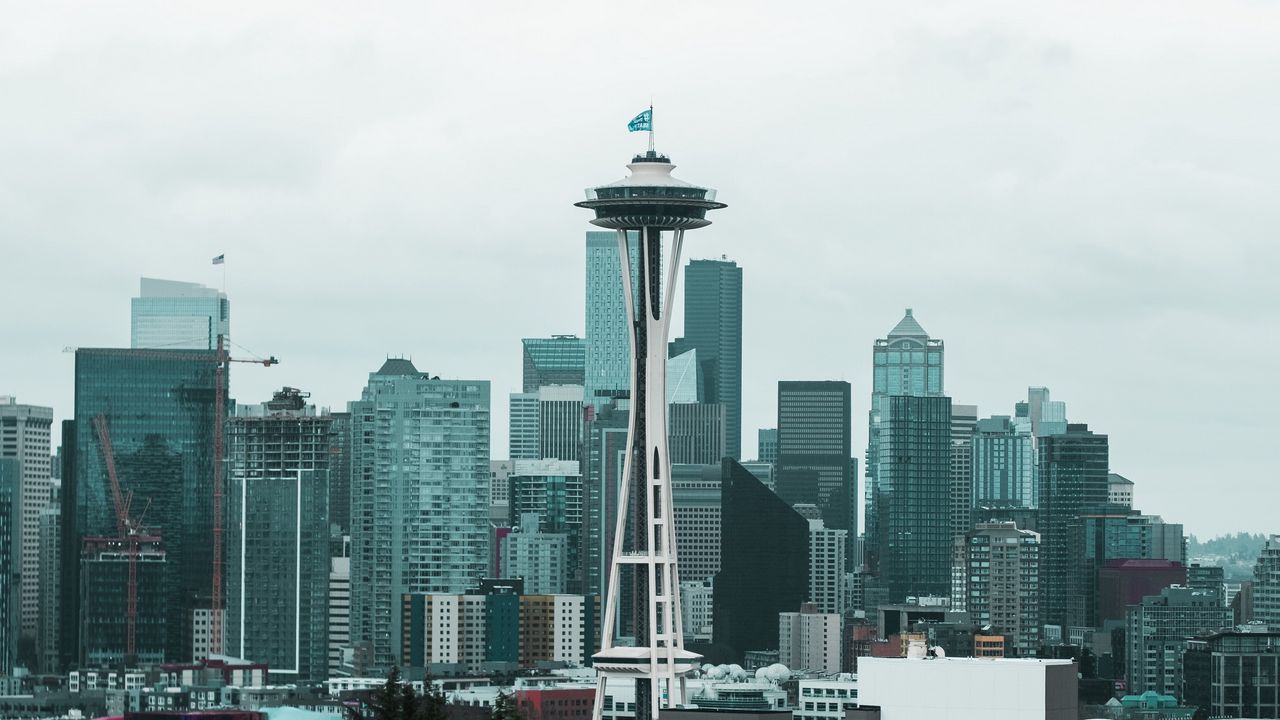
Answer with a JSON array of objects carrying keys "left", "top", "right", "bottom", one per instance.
[
  {"left": 873, "top": 394, "right": 953, "bottom": 601},
  {"left": 584, "top": 231, "right": 638, "bottom": 408},
  {"left": 70, "top": 348, "right": 221, "bottom": 663},
  {"left": 226, "top": 387, "right": 333, "bottom": 682},
  {"left": 348, "top": 358, "right": 490, "bottom": 669},
  {"left": 865, "top": 309, "right": 944, "bottom": 576},
  {"left": 776, "top": 381, "right": 853, "bottom": 533},
  {"left": 522, "top": 335, "right": 586, "bottom": 393},
  {"left": 1036, "top": 423, "right": 1109, "bottom": 628},
  {"left": 130, "top": 278, "right": 230, "bottom": 350},
  {"left": 681, "top": 258, "right": 743, "bottom": 459},
  {"left": 0, "top": 459, "right": 19, "bottom": 675},
  {"left": 971, "top": 415, "right": 1036, "bottom": 509}
]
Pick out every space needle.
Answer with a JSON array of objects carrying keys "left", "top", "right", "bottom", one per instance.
[{"left": 576, "top": 112, "right": 726, "bottom": 720}]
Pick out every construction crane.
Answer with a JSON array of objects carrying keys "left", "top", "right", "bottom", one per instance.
[
  {"left": 70, "top": 336, "right": 277, "bottom": 655},
  {"left": 92, "top": 413, "right": 158, "bottom": 661}
]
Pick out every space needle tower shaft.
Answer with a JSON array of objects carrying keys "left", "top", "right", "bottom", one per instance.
[{"left": 576, "top": 147, "right": 726, "bottom": 720}]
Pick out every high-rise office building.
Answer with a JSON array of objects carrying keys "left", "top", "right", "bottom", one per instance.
[
  {"left": 70, "top": 349, "right": 221, "bottom": 663},
  {"left": 130, "top": 277, "right": 229, "bottom": 350},
  {"left": 807, "top": 520, "right": 848, "bottom": 615},
  {"left": 79, "top": 536, "right": 167, "bottom": 666},
  {"left": 680, "top": 258, "right": 743, "bottom": 459},
  {"left": 584, "top": 232, "right": 639, "bottom": 409},
  {"left": 668, "top": 403, "right": 725, "bottom": 465},
  {"left": 328, "top": 553, "right": 350, "bottom": 677},
  {"left": 0, "top": 397, "right": 53, "bottom": 652},
  {"left": 1125, "top": 586, "right": 1231, "bottom": 696},
  {"left": 581, "top": 399, "right": 629, "bottom": 598},
  {"left": 1082, "top": 509, "right": 1186, "bottom": 628},
  {"left": 0, "top": 459, "right": 19, "bottom": 675},
  {"left": 971, "top": 415, "right": 1036, "bottom": 509},
  {"left": 713, "top": 459, "right": 809, "bottom": 664},
  {"left": 509, "top": 392, "right": 539, "bottom": 460},
  {"left": 1024, "top": 387, "right": 1068, "bottom": 438},
  {"left": 1037, "top": 424, "right": 1109, "bottom": 629},
  {"left": 959, "top": 522, "right": 1041, "bottom": 658},
  {"left": 667, "top": 349, "right": 703, "bottom": 404},
  {"left": 672, "top": 464, "right": 722, "bottom": 585},
  {"left": 949, "top": 404, "right": 978, "bottom": 545},
  {"left": 871, "top": 395, "right": 953, "bottom": 602},
  {"left": 777, "top": 381, "right": 853, "bottom": 533},
  {"left": 757, "top": 429, "right": 777, "bottom": 464},
  {"left": 1254, "top": 535, "right": 1280, "bottom": 631},
  {"left": 225, "top": 387, "right": 333, "bottom": 682},
  {"left": 865, "top": 310, "right": 944, "bottom": 578},
  {"left": 1107, "top": 473, "right": 1134, "bottom": 508},
  {"left": 327, "top": 412, "right": 353, "bottom": 538},
  {"left": 501, "top": 514, "right": 570, "bottom": 595},
  {"left": 348, "top": 358, "right": 490, "bottom": 669},
  {"left": 522, "top": 336, "right": 587, "bottom": 393},
  {"left": 538, "top": 385, "right": 584, "bottom": 463}
]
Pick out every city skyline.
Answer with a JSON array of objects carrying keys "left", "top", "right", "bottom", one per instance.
[{"left": 3, "top": 2, "right": 1280, "bottom": 540}]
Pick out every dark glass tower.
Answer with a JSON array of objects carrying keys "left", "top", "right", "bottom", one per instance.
[
  {"left": 776, "top": 381, "right": 853, "bottom": 533},
  {"left": 1037, "top": 423, "right": 1109, "bottom": 628},
  {"left": 873, "top": 395, "right": 953, "bottom": 601},
  {"left": 70, "top": 348, "right": 221, "bottom": 664},
  {"left": 681, "top": 259, "right": 742, "bottom": 459},
  {"left": 712, "top": 458, "right": 809, "bottom": 664}
]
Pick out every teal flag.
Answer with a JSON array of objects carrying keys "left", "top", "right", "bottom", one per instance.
[{"left": 627, "top": 108, "right": 652, "bottom": 132}]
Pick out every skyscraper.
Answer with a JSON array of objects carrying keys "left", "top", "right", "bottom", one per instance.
[
  {"left": 807, "top": 520, "right": 848, "bottom": 615},
  {"left": 1037, "top": 423, "right": 1109, "bottom": 629},
  {"left": 348, "top": 358, "right": 490, "bottom": 669},
  {"left": 0, "top": 396, "right": 53, "bottom": 654},
  {"left": 971, "top": 415, "right": 1036, "bottom": 509},
  {"left": 508, "top": 459, "right": 584, "bottom": 592},
  {"left": 1024, "top": 387, "right": 1068, "bottom": 438},
  {"left": 226, "top": 387, "right": 333, "bottom": 682},
  {"left": 584, "top": 231, "right": 639, "bottom": 409},
  {"left": 776, "top": 381, "right": 853, "bottom": 533},
  {"left": 37, "top": 487, "right": 61, "bottom": 673},
  {"left": 713, "top": 459, "right": 809, "bottom": 665},
  {"left": 865, "top": 309, "right": 944, "bottom": 577},
  {"left": 70, "top": 348, "right": 221, "bottom": 663},
  {"left": 1125, "top": 586, "right": 1231, "bottom": 696},
  {"left": 0, "top": 459, "right": 19, "bottom": 675},
  {"left": 668, "top": 403, "right": 725, "bottom": 465},
  {"left": 680, "top": 258, "right": 743, "bottom": 459},
  {"left": 509, "top": 385, "right": 585, "bottom": 463},
  {"left": 1253, "top": 535, "right": 1280, "bottom": 631},
  {"left": 949, "top": 404, "right": 978, "bottom": 545},
  {"left": 522, "top": 335, "right": 587, "bottom": 393},
  {"left": 509, "top": 392, "right": 539, "bottom": 460},
  {"left": 757, "top": 428, "right": 778, "bottom": 464},
  {"left": 871, "top": 395, "right": 953, "bottom": 602},
  {"left": 130, "top": 277, "right": 230, "bottom": 350},
  {"left": 671, "top": 464, "right": 722, "bottom": 585}
]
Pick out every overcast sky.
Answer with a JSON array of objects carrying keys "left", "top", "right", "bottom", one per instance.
[{"left": 2, "top": 1, "right": 1277, "bottom": 538}]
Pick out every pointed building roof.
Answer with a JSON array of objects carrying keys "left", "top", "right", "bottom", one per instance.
[
  {"left": 376, "top": 357, "right": 420, "bottom": 376},
  {"left": 887, "top": 308, "right": 929, "bottom": 338}
]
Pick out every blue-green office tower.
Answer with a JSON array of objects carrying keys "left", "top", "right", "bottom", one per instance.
[
  {"left": 1037, "top": 423, "right": 1109, "bottom": 628},
  {"left": 681, "top": 259, "right": 742, "bottom": 459},
  {"left": 584, "top": 232, "right": 639, "bottom": 408},
  {"left": 69, "top": 348, "right": 222, "bottom": 664},
  {"left": 348, "top": 359, "right": 490, "bottom": 670}
]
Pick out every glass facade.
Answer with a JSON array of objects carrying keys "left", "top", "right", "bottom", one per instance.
[
  {"left": 522, "top": 336, "right": 586, "bottom": 393},
  {"left": 0, "top": 459, "right": 18, "bottom": 675},
  {"left": 71, "top": 348, "right": 221, "bottom": 663},
  {"left": 1036, "top": 423, "right": 1109, "bottom": 628},
  {"left": 681, "top": 259, "right": 743, "bottom": 459},
  {"left": 348, "top": 358, "right": 490, "bottom": 669},
  {"left": 874, "top": 395, "right": 953, "bottom": 601},
  {"left": 971, "top": 415, "right": 1036, "bottom": 509},
  {"left": 712, "top": 459, "right": 809, "bottom": 665},
  {"left": 776, "top": 381, "right": 853, "bottom": 534},
  {"left": 225, "top": 389, "right": 333, "bottom": 682},
  {"left": 584, "top": 231, "right": 639, "bottom": 409},
  {"left": 130, "top": 278, "right": 229, "bottom": 350},
  {"left": 865, "top": 309, "right": 944, "bottom": 579},
  {"left": 78, "top": 537, "right": 167, "bottom": 666},
  {"left": 508, "top": 459, "right": 584, "bottom": 593}
]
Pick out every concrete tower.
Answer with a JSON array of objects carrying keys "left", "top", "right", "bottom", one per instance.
[{"left": 576, "top": 147, "right": 725, "bottom": 720}]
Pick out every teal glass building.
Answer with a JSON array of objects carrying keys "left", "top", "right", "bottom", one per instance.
[
  {"left": 130, "top": 278, "right": 229, "bottom": 350},
  {"left": 69, "top": 348, "right": 221, "bottom": 664},
  {"left": 776, "top": 380, "right": 853, "bottom": 533},
  {"left": 865, "top": 309, "right": 944, "bottom": 577},
  {"left": 348, "top": 358, "right": 490, "bottom": 669},
  {"left": 971, "top": 415, "right": 1036, "bottom": 508},
  {"left": 584, "top": 231, "right": 638, "bottom": 408},
  {"left": 522, "top": 336, "right": 586, "bottom": 393},
  {"left": 1036, "top": 423, "right": 1109, "bottom": 628},
  {"left": 681, "top": 258, "right": 742, "bottom": 459},
  {"left": 0, "top": 458, "right": 18, "bottom": 675}
]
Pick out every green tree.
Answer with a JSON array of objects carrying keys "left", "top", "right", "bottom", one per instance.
[
  {"left": 372, "top": 666, "right": 412, "bottom": 720},
  {"left": 414, "top": 672, "right": 448, "bottom": 720},
  {"left": 490, "top": 690, "right": 522, "bottom": 720}
]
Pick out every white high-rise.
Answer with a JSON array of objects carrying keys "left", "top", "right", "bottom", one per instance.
[
  {"left": 808, "top": 519, "right": 848, "bottom": 615},
  {"left": 130, "top": 277, "right": 229, "bottom": 350},
  {"left": 0, "top": 397, "right": 53, "bottom": 648}
]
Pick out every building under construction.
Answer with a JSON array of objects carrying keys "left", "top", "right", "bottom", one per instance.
[{"left": 79, "top": 535, "right": 167, "bottom": 666}]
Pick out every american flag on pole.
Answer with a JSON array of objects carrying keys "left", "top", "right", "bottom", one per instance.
[{"left": 212, "top": 254, "right": 225, "bottom": 265}]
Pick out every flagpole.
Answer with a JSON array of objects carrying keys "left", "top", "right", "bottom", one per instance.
[{"left": 648, "top": 104, "right": 655, "bottom": 153}]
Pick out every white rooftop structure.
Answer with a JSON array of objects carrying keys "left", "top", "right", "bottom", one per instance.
[{"left": 856, "top": 656, "right": 1077, "bottom": 720}]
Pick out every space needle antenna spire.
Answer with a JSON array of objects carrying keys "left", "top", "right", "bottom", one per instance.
[{"left": 576, "top": 115, "right": 726, "bottom": 720}]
